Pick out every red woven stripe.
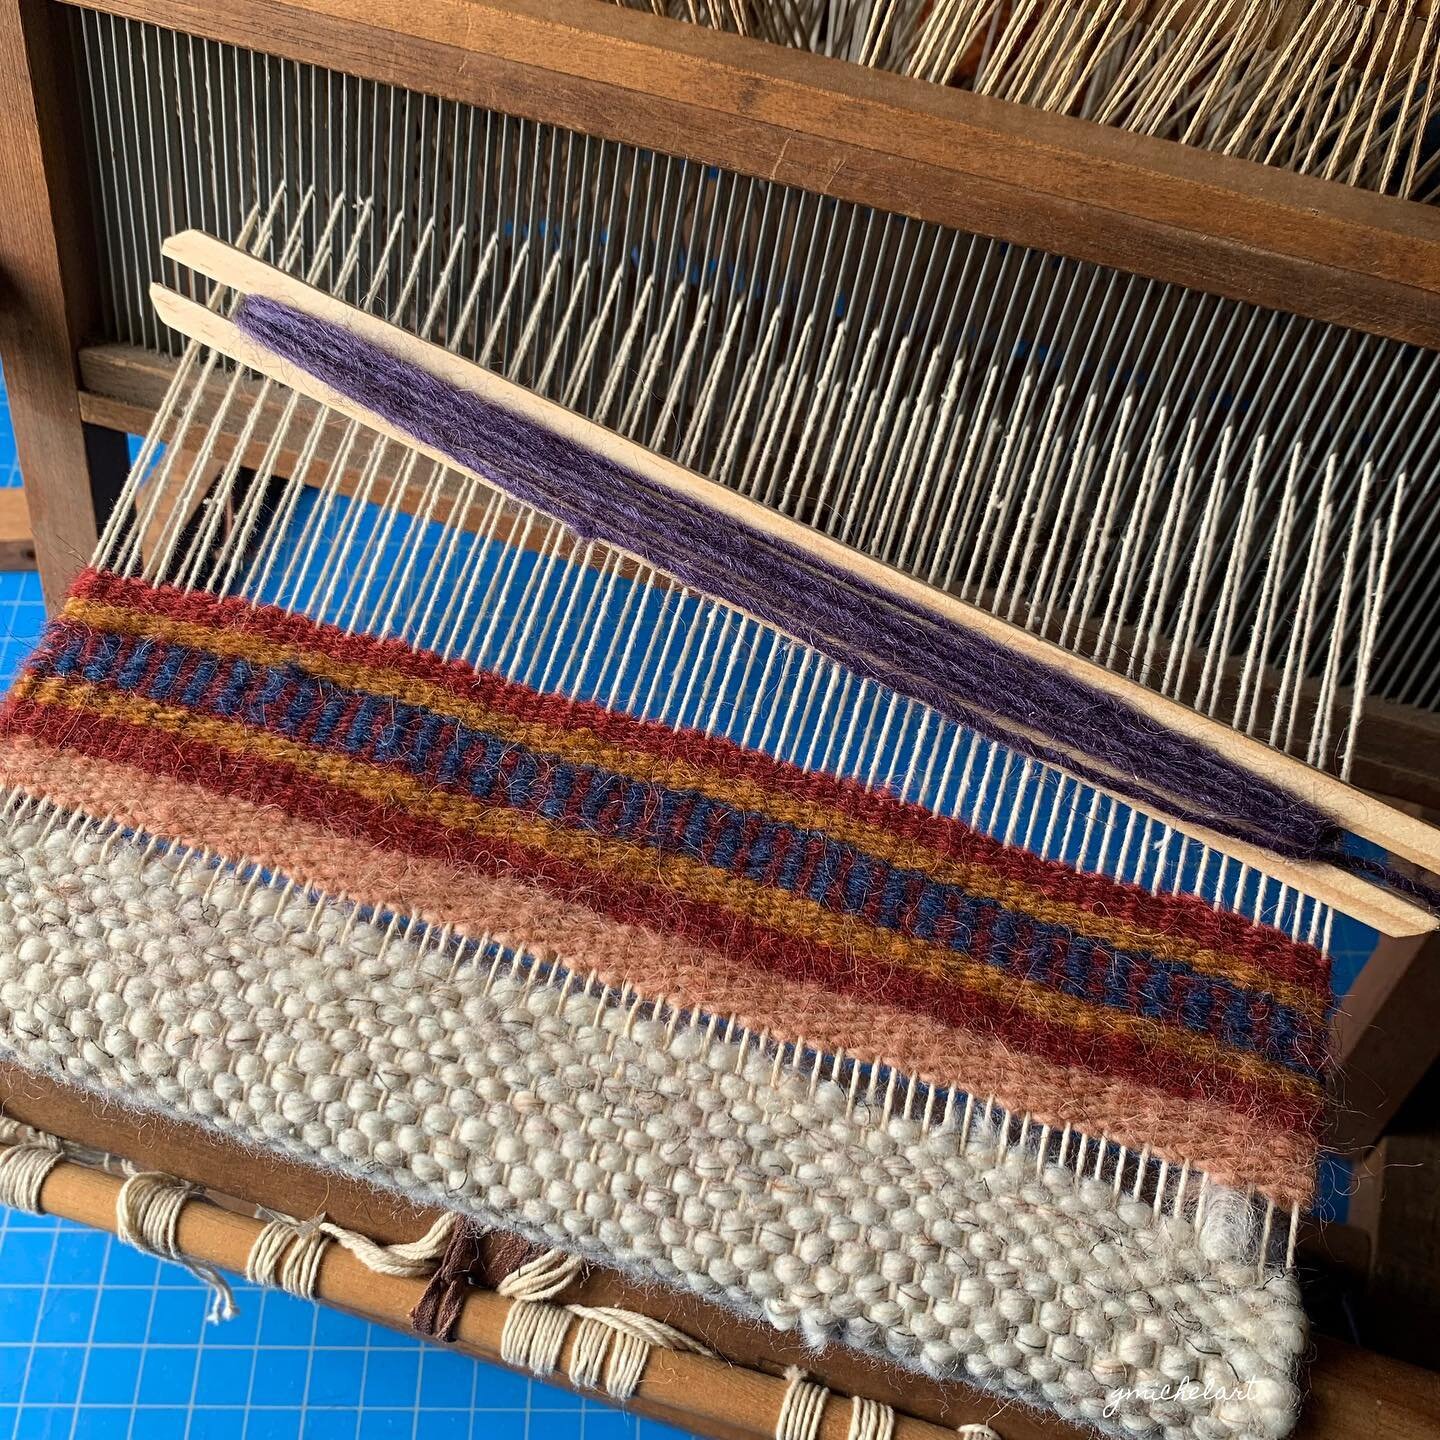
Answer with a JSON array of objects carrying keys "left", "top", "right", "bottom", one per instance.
[
  {"left": 64, "top": 568, "right": 1329, "bottom": 988},
  {"left": 3, "top": 692, "right": 1325, "bottom": 1132}
]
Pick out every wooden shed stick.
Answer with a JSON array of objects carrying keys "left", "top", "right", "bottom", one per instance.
[{"left": 148, "top": 231, "right": 1440, "bottom": 934}]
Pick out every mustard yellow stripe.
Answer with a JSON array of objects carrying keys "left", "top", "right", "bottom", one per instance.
[
  {"left": 61, "top": 596, "right": 1320, "bottom": 1013},
  {"left": 22, "top": 674, "right": 1322, "bottom": 1102}
]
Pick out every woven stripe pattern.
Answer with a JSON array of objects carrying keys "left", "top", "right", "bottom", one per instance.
[{"left": 0, "top": 569, "right": 1331, "bottom": 1204}]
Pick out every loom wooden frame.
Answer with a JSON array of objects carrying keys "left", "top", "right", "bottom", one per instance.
[
  {"left": 1, "top": 0, "right": 1440, "bottom": 609},
  {"left": 3, "top": 0, "right": 1440, "bottom": 1432}
]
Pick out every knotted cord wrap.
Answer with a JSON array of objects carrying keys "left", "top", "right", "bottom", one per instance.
[
  {"left": 500, "top": 1299, "right": 574, "bottom": 1375},
  {"left": 116, "top": 1172, "right": 236, "bottom": 1322},
  {"left": 776, "top": 1369, "right": 830, "bottom": 1440},
  {"left": 246, "top": 1211, "right": 461, "bottom": 1298},
  {"left": 410, "top": 1214, "right": 488, "bottom": 1341},
  {"left": 497, "top": 1247, "right": 587, "bottom": 1302},
  {"left": 564, "top": 1306, "right": 715, "bottom": 1399},
  {"left": 320, "top": 1211, "right": 459, "bottom": 1277},
  {"left": 247, "top": 1216, "right": 329, "bottom": 1298},
  {"left": 232, "top": 292, "right": 1440, "bottom": 910},
  {"left": 0, "top": 1135, "right": 62, "bottom": 1215},
  {"left": 0, "top": 1134, "right": 719, "bottom": 1412},
  {"left": 847, "top": 1396, "right": 896, "bottom": 1440},
  {"left": 481, "top": 1229, "right": 547, "bottom": 1291}
]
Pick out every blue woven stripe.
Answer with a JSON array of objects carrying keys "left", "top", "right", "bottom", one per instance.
[{"left": 27, "top": 621, "right": 1321, "bottom": 1074}]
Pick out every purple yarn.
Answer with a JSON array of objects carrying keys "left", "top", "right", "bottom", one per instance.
[{"left": 233, "top": 292, "right": 1426, "bottom": 900}]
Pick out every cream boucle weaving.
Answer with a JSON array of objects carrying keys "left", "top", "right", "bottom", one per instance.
[{"left": 0, "top": 813, "right": 1306, "bottom": 1440}]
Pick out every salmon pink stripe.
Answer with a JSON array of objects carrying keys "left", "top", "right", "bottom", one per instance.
[
  {"left": 61, "top": 568, "right": 1324, "bottom": 985},
  {"left": 0, "top": 697, "right": 1325, "bottom": 1131},
  {"left": 0, "top": 733, "right": 1319, "bottom": 1204}
]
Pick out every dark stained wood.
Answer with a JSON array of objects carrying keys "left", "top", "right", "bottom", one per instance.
[
  {"left": 59, "top": 0, "right": 1440, "bottom": 350},
  {"left": 1347, "top": 695, "right": 1440, "bottom": 813},
  {"left": 1330, "top": 928, "right": 1440, "bottom": 1154},
  {"left": 5, "top": 1064, "right": 1440, "bottom": 1440},
  {"left": 0, "top": 0, "right": 130, "bottom": 609},
  {"left": 1347, "top": 1134, "right": 1440, "bottom": 1372},
  {"left": 1298, "top": 1335, "right": 1440, "bottom": 1440}
]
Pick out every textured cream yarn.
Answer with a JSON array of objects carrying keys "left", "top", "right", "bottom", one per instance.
[{"left": 0, "top": 818, "right": 1306, "bottom": 1439}]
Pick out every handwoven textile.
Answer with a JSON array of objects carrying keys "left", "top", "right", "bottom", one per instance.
[
  {"left": 0, "top": 569, "right": 1330, "bottom": 1206},
  {"left": 0, "top": 815, "right": 1306, "bottom": 1440}
]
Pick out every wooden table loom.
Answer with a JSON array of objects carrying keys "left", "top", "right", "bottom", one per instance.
[{"left": 3, "top": 1, "right": 1440, "bottom": 1437}]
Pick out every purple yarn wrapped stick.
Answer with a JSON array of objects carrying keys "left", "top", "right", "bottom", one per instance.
[{"left": 233, "top": 292, "right": 1434, "bottom": 906}]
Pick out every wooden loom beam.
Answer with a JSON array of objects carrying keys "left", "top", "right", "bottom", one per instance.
[
  {"left": 57, "top": 0, "right": 1440, "bottom": 352},
  {"left": 1331, "top": 925, "right": 1440, "bottom": 1154},
  {"left": 4, "top": 1062, "right": 1440, "bottom": 1440}
]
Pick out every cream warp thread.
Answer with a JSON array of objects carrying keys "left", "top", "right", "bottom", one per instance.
[
  {"left": 6, "top": 1125, "right": 708, "bottom": 1409},
  {"left": 501, "top": 1299, "right": 573, "bottom": 1375},
  {"left": 565, "top": 1306, "right": 714, "bottom": 1399},
  {"left": 115, "top": 1172, "right": 237, "bottom": 1322},
  {"left": 321, "top": 1211, "right": 459, "bottom": 1277},
  {"left": 241, "top": 1210, "right": 705, "bottom": 1406}
]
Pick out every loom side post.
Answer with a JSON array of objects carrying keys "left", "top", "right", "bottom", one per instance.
[{"left": 0, "top": 0, "right": 129, "bottom": 612}]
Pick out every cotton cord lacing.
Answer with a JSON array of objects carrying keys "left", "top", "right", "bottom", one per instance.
[
  {"left": 846, "top": 1396, "right": 894, "bottom": 1440},
  {"left": 776, "top": 1369, "right": 829, "bottom": 1440},
  {"left": 496, "top": 1246, "right": 713, "bottom": 1401},
  {"left": 244, "top": 1211, "right": 460, "bottom": 1298},
  {"left": 246, "top": 1217, "right": 329, "bottom": 1298},
  {"left": 3, "top": 1128, "right": 716, "bottom": 1408},
  {"left": 116, "top": 1172, "right": 237, "bottom": 1322},
  {"left": 0, "top": 1134, "right": 62, "bottom": 1215}
]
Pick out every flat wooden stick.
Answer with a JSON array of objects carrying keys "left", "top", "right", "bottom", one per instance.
[{"left": 149, "top": 231, "right": 1440, "bottom": 935}]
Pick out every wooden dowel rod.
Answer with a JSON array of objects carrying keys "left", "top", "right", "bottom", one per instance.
[
  {"left": 33, "top": 1156, "right": 969, "bottom": 1440},
  {"left": 151, "top": 233, "right": 1440, "bottom": 934}
]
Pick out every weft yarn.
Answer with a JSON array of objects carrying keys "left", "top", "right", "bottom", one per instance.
[
  {"left": 233, "top": 291, "right": 1425, "bottom": 904},
  {"left": 0, "top": 820, "right": 1308, "bottom": 1440},
  {"left": 0, "top": 570, "right": 1332, "bottom": 1202}
]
